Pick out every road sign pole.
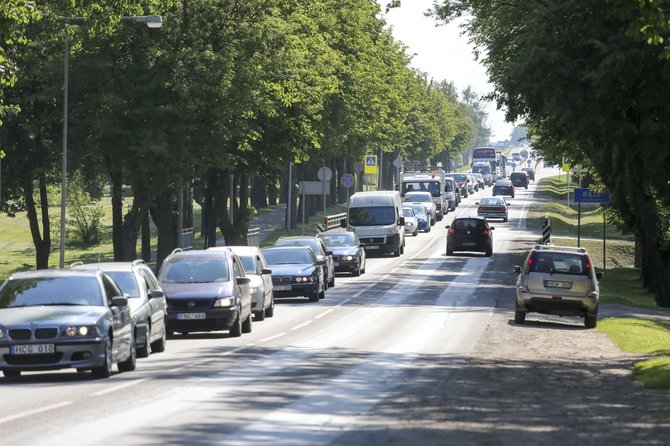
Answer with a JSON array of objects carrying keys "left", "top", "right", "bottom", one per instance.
[
  {"left": 603, "top": 207, "right": 606, "bottom": 271},
  {"left": 578, "top": 202, "right": 581, "bottom": 247}
]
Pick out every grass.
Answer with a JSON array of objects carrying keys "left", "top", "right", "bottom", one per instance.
[{"left": 260, "top": 203, "right": 348, "bottom": 247}]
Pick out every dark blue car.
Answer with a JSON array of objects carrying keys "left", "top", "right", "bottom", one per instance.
[
  {"left": 405, "top": 203, "right": 431, "bottom": 232},
  {"left": 262, "top": 246, "right": 326, "bottom": 302}
]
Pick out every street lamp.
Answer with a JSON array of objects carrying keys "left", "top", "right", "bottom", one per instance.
[{"left": 59, "top": 15, "right": 162, "bottom": 268}]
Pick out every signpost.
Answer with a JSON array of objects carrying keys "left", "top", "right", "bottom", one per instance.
[
  {"left": 574, "top": 188, "right": 610, "bottom": 269},
  {"left": 317, "top": 167, "right": 332, "bottom": 221}
]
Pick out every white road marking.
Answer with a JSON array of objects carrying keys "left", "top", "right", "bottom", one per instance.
[
  {"left": 0, "top": 401, "right": 72, "bottom": 425},
  {"left": 315, "top": 309, "right": 333, "bottom": 319},
  {"left": 290, "top": 320, "right": 312, "bottom": 331},
  {"left": 259, "top": 333, "right": 287, "bottom": 342},
  {"left": 91, "top": 378, "right": 150, "bottom": 397}
]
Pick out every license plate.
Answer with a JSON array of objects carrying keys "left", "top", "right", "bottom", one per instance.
[
  {"left": 545, "top": 280, "right": 572, "bottom": 289},
  {"left": 11, "top": 344, "right": 55, "bottom": 355},
  {"left": 333, "top": 262, "right": 339, "bottom": 267},
  {"left": 274, "top": 285, "right": 291, "bottom": 291},
  {"left": 176, "top": 312, "right": 206, "bottom": 320},
  {"left": 365, "top": 245, "right": 379, "bottom": 250},
  {"left": 462, "top": 242, "right": 476, "bottom": 247}
]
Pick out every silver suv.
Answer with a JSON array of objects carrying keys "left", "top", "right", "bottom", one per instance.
[{"left": 514, "top": 245, "right": 603, "bottom": 328}]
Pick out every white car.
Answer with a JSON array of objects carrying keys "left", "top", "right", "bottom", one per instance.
[
  {"left": 402, "top": 207, "right": 418, "bottom": 236},
  {"left": 404, "top": 191, "right": 437, "bottom": 225},
  {"left": 211, "top": 246, "right": 275, "bottom": 321}
]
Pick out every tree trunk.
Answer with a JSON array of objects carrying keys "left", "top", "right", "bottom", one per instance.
[
  {"left": 141, "top": 212, "right": 151, "bottom": 263},
  {"left": 628, "top": 158, "right": 670, "bottom": 306},
  {"left": 218, "top": 172, "right": 251, "bottom": 245},
  {"left": 151, "top": 189, "right": 178, "bottom": 271},
  {"left": 110, "top": 172, "right": 124, "bottom": 261},
  {"left": 250, "top": 175, "right": 267, "bottom": 209},
  {"left": 202, "top": 172, "right": 218, "bottom": 248},
  {"left": 23, "top": 175, "right": 51, "bottom": 269}
]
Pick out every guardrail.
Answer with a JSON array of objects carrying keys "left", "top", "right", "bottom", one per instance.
[
  {"left": 319, "top": 213, "right": 347, "bottom": 232},
  {"left": 180, "top": 228, "right": 194, "bottom": 250},
  {"left": 247, "top": 227, "right": 261, "bottom": 246}
]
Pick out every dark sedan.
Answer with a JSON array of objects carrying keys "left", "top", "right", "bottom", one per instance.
[
  {"left": 0, "top": 270, "right": 136, "bottom": 379},
  {"left": 446, "top": 217, "right": 495, "bottom": 257},
  {"left": 262, "top": 246, "right": 325, "bottom": 302},
  {"left": 317, "top": 230, "right": 366, "bottom": 276},
  {"left": 492, "top": 179, "right": 515, "bottom": 198}
]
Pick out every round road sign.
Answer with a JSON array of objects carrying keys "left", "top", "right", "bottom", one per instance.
[
  {"left": 340, "top": 173, "right": 354, "bottom": 188},
  {"left": 317, "top": 166, "right": 332, "bottom": 181}
]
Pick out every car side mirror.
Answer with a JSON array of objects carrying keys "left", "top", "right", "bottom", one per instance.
[
  {"left": 513, "top": 266, "right": 521, "bottom": 274},
  {"left": 261, "top": 268, "right": 272, "bottom": 275},
  {"left": 398, "top": 217, "right": 405, "bottom": 226},
  {"left": 596, "top": 272, "right": 604, "bottom": 279},
  {"left": 316, "top": 259, "right": 327, "bottom": 266},
  {"left": 445, "top": 225, "right": 451, "bottom": 229},
  {"left": 489, "top": 227, "right": 495, "bottom": 230},
  {"left": 149, "top": 290, "right": 165, "bottom": 299},
  {"left": 325, "top": 251, "right": 333, "bottom": 256},
  {"left": 340, "top": 219, "right": 347, "bottom": 228},
  {"left": 237, "top": 277, "right": 251, "bottom": 286},
  {"left": 111, "top": 296, "right": 128, "bottom": 307},
  {"left": 475, "top": 202, "right": 480, "bottom": 205}
]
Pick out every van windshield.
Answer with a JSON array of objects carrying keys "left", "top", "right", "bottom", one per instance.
[
  {"left": 349, "top": 206, "right": 395, "bottom": 226},
  {"left": 402, "top": 181, "right": 441, "bottom": 197}
]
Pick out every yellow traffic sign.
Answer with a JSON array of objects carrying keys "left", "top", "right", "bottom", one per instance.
[
  {"left": 562, "top": 157, "right": 571, "bottom": 173},
  {"left": 364, "top": 155, "right": 378, "bottom": 174}
]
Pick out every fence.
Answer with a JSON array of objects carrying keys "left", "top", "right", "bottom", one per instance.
[{"left": 247, "top": 227, "right": 261, "bottom": 246}]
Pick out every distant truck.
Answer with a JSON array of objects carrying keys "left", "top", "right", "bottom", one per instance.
[
  {"left": 471, "top": 147, "right": 498, "bottom": 184},
  {"left": 347, "top": 191, "right": 406, "bottom": 257},
  {"left": 399, "top": 170, "right": 446, "bottom": 221}
]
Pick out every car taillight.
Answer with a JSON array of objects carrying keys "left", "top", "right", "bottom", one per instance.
[
  {"left": 585, "top": 292, "right": 596, "bottom": 299},
  {"left": 483, "top": 229, "right": 489, "bottom": 235},
  {"left": 527, "top": 252, "right": 536, "bottom": 267},
  {"left": 449, "top": 228, "right": 456, "bottom": 235}
]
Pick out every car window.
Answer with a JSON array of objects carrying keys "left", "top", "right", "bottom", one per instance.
[
  {"left": 480, "top": 198, "right": 502, "bottom": 205},
  {"left": 531, "top": 252, "right": 589, "bottom": 276},
  {"left": 233, "top": 257, "right": 246, "bottom": 278},
  {"left": 404, "top": 192, "right": 432, "bottom": 202},
  {"left": 102, "top": 275, "right": 122, "bottom": 304},
  {"left": 403, "top": 208, "right": 415, "bottom": 217},
  {"left": 319, "top": 233, "right": 357, "bottom": 247},
  {"left": 0, "top": 276, "right": 104, "bottom": 308},
  {"left": 454, "top": 219, "right": 486, "bottom": 231},
  {"left": 349, "top": 206, "right": 396, "bottom": 226},
  {"left": 263, "top": 249, "right": 313, "bottom": 265},
  {"left": 238, "top": 255, "right": 257, "bottom": 275},
  {"left": 105, "top": 271, "right": 141, "bottom": 298},
  {"left": 160, "top": 258, "right": 230, "bottom": 283},
  {"left": 139, "top": 268, "right": 160, "bottom": 291}
]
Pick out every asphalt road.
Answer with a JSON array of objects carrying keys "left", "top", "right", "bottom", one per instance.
[{"left": 0, "top": 169, "right": 546, "bottom": 446}]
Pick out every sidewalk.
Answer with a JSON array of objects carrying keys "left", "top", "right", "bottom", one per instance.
[{"left": 249, "top": 207, "right": 286, "bottom": 244}]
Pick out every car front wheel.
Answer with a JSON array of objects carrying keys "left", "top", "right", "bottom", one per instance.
[
  {"left": 92, "top": 337, "right": 114, "bottom": 379},
  {"left": 229, "top": 311, "right": 243, "bottom": 337},
  {"left": 242, "top": 312, "right": 253, "bottom": 333}
]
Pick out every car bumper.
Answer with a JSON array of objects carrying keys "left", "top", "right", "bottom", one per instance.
[
  {"left": 404, "top": 223, "right": 417, "bottom": 233},
  {"left": 0, "top": 338, "right": 108, "bottom": 372},
  {"left": 478, "top": 211, "right": 507, "bottom": 219},
  {"left": 273, "top": 282, "right": 318, "bottom": 298},
  {"left": 516, "top": 292, "right": 598, "bottom": 315},
  {"left": 333, "top": 258, "right": 360, "bottom": 273},
  {"left": 167, "top": 308, "right": 239, "bottom": 333},
  {"left": 448, "top": 239, "right": 492, "bottom": 253}
]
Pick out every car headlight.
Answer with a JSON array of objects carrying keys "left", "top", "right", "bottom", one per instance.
[
  {"left": 0, "top": 328, "right": 4, "bottom": 339},
  {"left": 64, "top": 325, "right": 98, "bottom": 337},
  {"left": 345, "top": 255, "right": 354, "bottom": 261},
  {"left": 295, "top": 276, "right": 313, "bottom": 283},
  {"left": 249, "top": 287, "right": 258, "bottom": 294},
  {"left": 214, "top": 297, "right": 236, "bottom": 307}
]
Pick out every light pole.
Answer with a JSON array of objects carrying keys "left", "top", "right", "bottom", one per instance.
[{"left": 59, "top": 15, "right": 162, "bottom": 268}]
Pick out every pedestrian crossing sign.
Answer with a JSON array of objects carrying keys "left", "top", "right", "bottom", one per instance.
[{"left": 364, "top": 155, "right": 378, "bottom": 174}]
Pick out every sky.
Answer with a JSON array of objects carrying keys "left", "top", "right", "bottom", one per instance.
[{"left": 380, "top": 0, "right": 515, "bottom": 142}]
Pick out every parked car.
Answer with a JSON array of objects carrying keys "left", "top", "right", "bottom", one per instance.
[
  {"left": 493, "top": 179, "right": 515, "bottom": 198},
  {"left": 446, "top": 216, "right": 494, "bottom": 257},
  {"left": 72, "top": 260, "right": 167, "bottom": 358},
  {"left": 273, "top": 236, "right": 335, "bottom": 288},
  {"left": 214, "top": 246, "right": 274, "bottom": 321},
  {"left": 513, "top": 245, "right": 603, "bottom": 328},
  {"left": 404, "top": 191, "right": 436, "bottom": 225},
  {"left": 404, "top": 202, "right": 430, "bottom": 232},
  {"left": 317, "top": 230, "right": 367, "bottom": 276},
  {"left": 158, "top": 248, "right": 253, "bottom": 337},
  {"left": 522, "top": 167, "right": 535, "bottom": 181},
  {"left": 476, "top": 197, "right": 510, "bottom": 222},
  {"left": 510, "top": 171, "right": 529, "bottom": 189},
  {"left": 0, "top": 269, "right": 135, "bottom": 378},
  {"left": 261, "top": 246, "right": 326, "bottom": 302},
  {"left": 446, "top": 173, "right": 469, "bottom": 198},
  {"left": 402, "top": 207, "right": 419, "bottom": 236},
  {"left": 444, "top": 177, "right": 459, "bottom": 209}
]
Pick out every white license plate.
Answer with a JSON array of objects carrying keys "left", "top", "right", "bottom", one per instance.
[
  {"left": 177, "top": 312, "right": 206, "bottom": 320},
  {"left": 462, "top": 242, "right": 476, "bottom": 246},
  {"left": 274, "top": 285, "right": 291, "bottom": 291},
  {"left": 333, "top": 262, "right": 339, "bottom": 267},
  {"left": 11, "top": 344, "right": 55, "bottom": 355},
  {"left": 545, "top": 281, "right": 571, "bottom": 289},
  {"left": 365, "top": 245, "right": 379, "bottom": 250}
]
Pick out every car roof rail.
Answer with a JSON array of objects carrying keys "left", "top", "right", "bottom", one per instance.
[
  {"left": 132, "top": 259, "right": 145, "bottom": 266},
  {"left": 69, "top": 261, "right": 84, "bottom": 268},
  {"left": 533, "top": 245, "right": 588, "bottom": 253},
  {"left": 170, "top": 248, "right": 183, "bottom": 256}
]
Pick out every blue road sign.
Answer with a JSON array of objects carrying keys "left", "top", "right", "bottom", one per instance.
[
  {"left": 340, "top": 173, "right": 354, "bottom": 188},
  {"left": 365, "top": 156, "right": 377, "bottom": 167},
  {"left": 574, "top": 188, "right": 610, "bottom": 203}
]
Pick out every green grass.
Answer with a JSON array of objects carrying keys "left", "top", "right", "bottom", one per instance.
[{"left": 260, "top": 203, "right": 348, "bottom": 247}]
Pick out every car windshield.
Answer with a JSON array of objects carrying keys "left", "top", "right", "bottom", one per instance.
[
  {"left": 160, "top": 258, "right": 230, "bottom": 283},
  {"left": 402, "top": 208, "right": 415, "bottom": 218},
  {"left": 408, "top": 205, "right": 427, "bottom": 216},
  {"left": 451, "top": 174, "right": 468, "bottom": 183},
  {"left": 531, "top": 252, "right": 590, "bottom": 276},
  {"left": 472, "top": 164, "right": 490, "bottom": 174},
  {"left": 0, "top": 276, "right": 104, "bottom": 308},
  {"left": 349, "top": 206, "right": 395, "bottom": 226},
  {"left": 404, "top": 192, "right": 432, "bottom": 203},
  {"left": 453, "top": 219, "right": 487, "bottom": 231},
  {"left": 480, "top": 198, "right": 504, "bottom": 205},
  {"left": 444, "top": 181, "right": 454, "bottom": 192},
  {"left": 106, "top": 272, "right": 140, "bottom": 298},
  {"left": 274, "top": 239, "right": 321, "bottom": 255},
  {"left": 319, "top": 233, "right": 357, "bottom": 248},
  {"left": 511, "top": 173, "right": 525, "bottom": 179},
  {"left": 263, "top": 249, "right": 313, "bottom": 265},
  {"left": 238, "top": 255, "right": 256, "bottom": 275},
  {"left": 402, "top": 181, "right": 441, "bottom": 197}
]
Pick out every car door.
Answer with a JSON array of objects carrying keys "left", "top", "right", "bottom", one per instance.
[
  {"left": 317, "top": 239, "right": 335, "bottom": 282},
  {"left": 255, "top": 254, "right": 271, "bottom": 306},
  {"left": 232, "top": 257, "right": 251, "bottom": 319},
  {"left": 138, "top": 267, "right": 166, "bottom": 337},
  {"left": 102, "top": 275, "right": 132, "bottom": 361}
]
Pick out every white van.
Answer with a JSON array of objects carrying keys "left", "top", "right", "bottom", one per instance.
[{"left": 347, "top": 191, "right": 405, "bottom": 256}]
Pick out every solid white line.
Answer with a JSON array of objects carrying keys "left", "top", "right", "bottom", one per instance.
[
  {"left": 259, "top": 333, "right": 287, "bottom": 342},
  {"left": 290, "top": 321, "right": 312, "bottom": 331},
  {"left": 0, "top": 401, "right": 73, "bottom": 425},
  {"left": 315, "top": 309, "right": 334, "bottom": 319},
  {"left": 91, "top": 378, "right": 149, "bottom": 397},
  {"left": 336, "top": 298, "right": 351, "bottom": 306}
]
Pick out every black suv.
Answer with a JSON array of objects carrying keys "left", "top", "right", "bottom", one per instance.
[{"left": 510, "top": 171, "right": 529, "bottom": 189}]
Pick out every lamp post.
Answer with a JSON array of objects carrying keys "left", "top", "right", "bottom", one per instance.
[{"left": 59, "top": 15, "right": 162, "bottom": 268}]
